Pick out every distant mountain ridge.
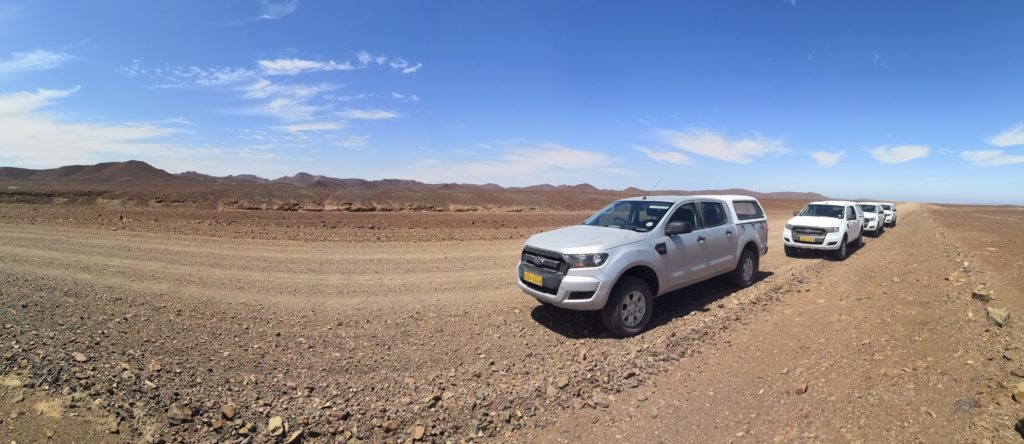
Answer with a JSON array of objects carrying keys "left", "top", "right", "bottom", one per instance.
[{"left": 0, "top": 160, "right": 830, "bottom": 203}]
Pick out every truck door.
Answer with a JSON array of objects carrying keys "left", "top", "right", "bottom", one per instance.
[
  {"left": 845, "top": 206, "right": 861, "bottom": 240},
  {"left": 659, "top": 202, "right": 710, "bottom": 290},
  {"left": 698, "top": 201, "right": 737, "bottom": 275}
]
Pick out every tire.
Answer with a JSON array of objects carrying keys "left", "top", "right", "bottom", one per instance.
[
  {"left": 878, "top": 224, "right": 884, "bottom": 236},
  {"left": 784, "top": 245, "right": 797, "bottom": 257},
  {"left": 729, "top": 249, "right": 758, "bottom": 288},
  {"left": 854, "top": 230, "right": 864, "bottom": 248},
  {"left": 891, "top": 218, "right": 897, "bottom": 227},
  {"left": 831, "top": 235, "right": 848, "bottom": 260},
  {"left": 600, "top": 277, "right": 654, "bottom": 337}
]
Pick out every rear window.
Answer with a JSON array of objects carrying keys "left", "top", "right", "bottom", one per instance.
[{"left": 733, "top": 200, "right": 765, "bottom": 221}]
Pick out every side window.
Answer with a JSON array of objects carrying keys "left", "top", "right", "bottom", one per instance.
[
  {"left": 667, "top": 202, "right": 699, "bottom": 228},
  {"left": 846, "top": 206, "right": 855, "bottom": 220},
  {"left": 733, "top": 201, "right": 764, "bottom": 221},
  {"left": 699, "top": 202, "right": 728, "bottom": 228}
]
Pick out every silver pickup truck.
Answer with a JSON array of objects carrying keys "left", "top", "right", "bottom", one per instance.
[{"left": 517, "top": 195, "right": 769, "bottom": 336}]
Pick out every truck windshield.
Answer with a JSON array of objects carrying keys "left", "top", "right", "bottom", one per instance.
[
  {"left": 881, "top": 204, "right": 893, "bottom": 210},
  {"left": 859, "top": 204, "right": 877, "bottom": 213},
  {"left": 799, "top": 204, "right": 844, "bottom": 219},
  {"left": 583, "top": 200, "right": 672, "bottom": 232}
]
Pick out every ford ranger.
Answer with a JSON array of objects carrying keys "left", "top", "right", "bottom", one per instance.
[
  {"left": 857, "top": 202, "right": 885, "bottom": 237},
  {"left": 783, "top": 200, "right": 864, "bottom": 260},
  {"left": 880, "top": 202, "right": 897, "bottom": 227},
  {"left": 517, "top": 195, "right": 768, "bottom": 337}
]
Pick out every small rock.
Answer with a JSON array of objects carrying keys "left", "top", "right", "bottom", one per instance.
[
  {"left": 1013, "top": 382, "right": 1024, "bottom": 404},
  {"left": 793, "top": 383, "right": 809, "bottom": 395},
  {"left": 892, "top": 277, "right": 901, "bottom": 283},
  {"left": 211, "top": 418, "right": 223, "bottom": 430},
  {"left": 972, "top": 289, "right": 993, "bottom": 303},
  {"left": 71, "top": 352, "right": 88, "bottom": 363},
  {"left": 987, "top": 307, "right": 1010, "bottom": 327},
  {"left": 412, "top": 425, "right": 426, "bottom": 440},
  {"left": 554, "top": 376, "right": 569, "bottom": 388},
  {"left": 166, "top": 403, "right": 192, "bottom": 425},
  {"left": 286, "top": 430, "right": 302, "bottom": 443},
  {"left": 1011, "top": 367, "right": 1024, "bottom": 378},
  {"left": 238, "top": 422, "right": 256, "bottom": 436},
  {"left": 221, "top": 402, "right": 236, "bottom": 420},
  {"left": 953, "top": 397, "right": 980, "bottom": 415},
  {"left": 381, "top": 419, "right": 397, "bottom": 433},
  {"left": 267, "top": 416, "right": 285, "bottom": 436}
]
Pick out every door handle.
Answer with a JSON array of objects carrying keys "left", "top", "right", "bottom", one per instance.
[
  {"left": 726, "top": 230, "right": 733, "bottom": 236},
  {"left": 697, "top": 236, "right": 706, "bottom": 242}
]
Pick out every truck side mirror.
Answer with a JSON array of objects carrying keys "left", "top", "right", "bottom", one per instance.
[
  {"left": 665, "top": 221, "right": 693, "bottom": 236},
  {"left": 792, "top": 210, "right": 799, "bottom": 216}
]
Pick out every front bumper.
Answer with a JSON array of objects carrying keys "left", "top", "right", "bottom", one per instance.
[
  {"left": 884, "top": 214, "right": 894, "bottom": 223},
  {"left": 517, "top": 262, "right": 613, "bottom": 311},
  {"left": 865, "top": 219, "right": 880, "bottom": 230},
  {"left": 782, "top": 229, "right": 845, "bottom": 251}
]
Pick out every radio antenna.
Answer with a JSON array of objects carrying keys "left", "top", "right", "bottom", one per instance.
[{"left": 642, "top": 178, "right": 662, "bottom": 200}]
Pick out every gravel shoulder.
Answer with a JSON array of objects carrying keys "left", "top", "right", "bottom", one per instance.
[{"left": 1, "top": 203, "right": 1021, "bottom": 442}]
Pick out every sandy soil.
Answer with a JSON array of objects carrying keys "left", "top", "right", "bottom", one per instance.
[{"left": 1, "top": 202, "right": 1021, "bottom": 443}]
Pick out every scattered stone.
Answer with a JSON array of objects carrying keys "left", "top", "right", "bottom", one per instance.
[
  {"left": 792, "top": 383, "right": 809, "bottom": 395},
  {"left": 268, "top": 416, "right": 285, "bottom": 436},
  {"left": 412, "top": 425, "right": 426, "bottom": 440},
  {"left": 238, "top": 422, "right": 256, "bottom": 436},
  {"left": 554, "top": 376, "right": 569, "bottom": 388},
  {"left": 166, "top": 403, "right": 193, "bottom": 425},
  {"left": 381, "top": 419, "right": 397, "bottom": 433},
  {"left": 953, "top": 397, "right": 979, "bottom": 415},
  {"left": 892, "top": 277, "right": 901, "bottom": 283},
  {"left": 987, "top": 307, "right": 1010, "bottom": 327},
  {"left": 286, "top": 430, "right": 302, "bottom": 443},
  {"left": 211, "top": 418, "right": 223, "bottom": 430},
  {"left": 71, "top": 352, "right": 89, "bottom": 363},
  {"left": 972, "top": 289, "right": 993, "bottom": 303},
  {"left": 1013, "top": 382, "right": 1024, "bottom": 404},
  {"left": 221, "top": 402, "right": 236, "bottom": 420},
  {"left": 1011, "top": 367, "right": 1024, "bottom": 378}
]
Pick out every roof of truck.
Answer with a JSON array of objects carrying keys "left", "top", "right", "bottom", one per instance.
[{"left": 621, "top": 194, "right": 759, "bottom": 203}]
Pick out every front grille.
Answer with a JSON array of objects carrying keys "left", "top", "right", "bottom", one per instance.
[
  {"left": 522, "top": 246, "right": 567, "bottom": 274},
  {"left": 792, "top": 226, "right": 827, "bottom": 236}
]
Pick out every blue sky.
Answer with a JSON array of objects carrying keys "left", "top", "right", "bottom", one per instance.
[{"left": 1, "top": 1, "right": 1022, "bottom": 204}]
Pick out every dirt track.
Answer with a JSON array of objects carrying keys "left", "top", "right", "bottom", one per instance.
[{"left": 1, "top": 203, "right": 1022, "bottom": 442}]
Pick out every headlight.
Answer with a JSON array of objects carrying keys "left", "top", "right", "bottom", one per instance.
[
  {"left": 564, "top": 253, "right": 609, "bottom": 269},
  {"left": 784, "top": 223, "right": 793, "bottom": 230},
  {"left": 826, "top": 227, "right": 840, "bottom": 233}
]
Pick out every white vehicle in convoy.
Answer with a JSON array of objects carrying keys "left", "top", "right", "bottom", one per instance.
[
  {"left": 857, "top": 202, "right": 885, "bottom": 237},
  {"left": 880, "top": 202, "right": 897, "bottom": 227},
  {"left": 517, "top": 195, "right": 769, "bottom": 336},
  {"left": 783, "top": 201, "right": 864, "bottom": 260}
]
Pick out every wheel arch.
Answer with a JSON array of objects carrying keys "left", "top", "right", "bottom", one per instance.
[{"left": 616, "top": 265, "right": 660, "bottom": 297}]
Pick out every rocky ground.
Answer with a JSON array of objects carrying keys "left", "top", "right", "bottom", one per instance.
[{"left": 0, "top": 202, "right": 1022, "bottom": 443}]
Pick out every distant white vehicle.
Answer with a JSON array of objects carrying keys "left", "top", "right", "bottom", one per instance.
[
  {"left": 880, "top": 202, "right": 897, "bottom": 227},
  {"left": 857, "top": 202, "right": 885, "bottom": 237},
  {"left": 783, "top": 201, "right": 864, "bottom": 260}
]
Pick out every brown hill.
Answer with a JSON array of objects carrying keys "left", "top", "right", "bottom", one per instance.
[{"left": 6, "top": 160, "right": 175, "bottom": 182}]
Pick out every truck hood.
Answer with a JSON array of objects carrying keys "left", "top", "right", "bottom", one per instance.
[
  {"left": 787, "top": 215, "right": 845, "bottom": 229},
  {"left": 525, "top": 225, "right": 646, "bottom": 254}
]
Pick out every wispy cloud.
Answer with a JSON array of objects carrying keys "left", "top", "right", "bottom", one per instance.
[
  {"left": 357, "top": 50, "right": 422, "bottom": 73},
  {"left": 339, "top": 108, "right": 399, "bottom": 120},
  {"left": 987, "top": 123, "right": 1024, "bottom": 147},
  {"left": 810, "top": 150, "right": 845, "bottom": 167},
  {"left": 869, "top": 145, "right": 929, "bottom": 163},
  {"left": 238, "top": 79, "right": 335, "bottom": 121},
  {"left": 961, "top": 149, "right": 1024, "bottom": 166},
  {"left": 655, "top": 128, "right": 787, "bottom": 163},
  {"left": 258, "top": 58, "right": 354, "bottom": 75},
  {"left": 0, "top": 49, "right": 74, "bottom": 74},
  {"left": 335, "top": 135, "right": 370, "bottom": 149},
  {"left": 405, "top": 142, "right": 620, "bottom": 186},
  {"left": 277, "top": 121, "right": 345, "bottom": 133},
  {"left": 258, "top": 0, "right": 298, "bottom": 19},
  {"left": 634, "top": 144, "right": 693, "bottom": 166}
]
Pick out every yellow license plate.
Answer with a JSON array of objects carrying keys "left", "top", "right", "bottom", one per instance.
[
  {"left": 523, "top": 271, "right": 543, "bottom": 286},
  {"left": 799, "top": 236, "right": 816, "bottom": 243}
]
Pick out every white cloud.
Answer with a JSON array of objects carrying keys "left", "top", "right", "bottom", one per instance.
[
  {"left": 655, "top": 128, "right": 787, "bottom": 163},
  {"left": 810, "top": 150, "right": 845, "bottom": 167},
  {"left": 962, "top": 149, "right": 1024, "bottom": 166},
  {"left": 335, "top": 135, "right": 370, "bottom": 149},
  {"left": 405, "top": 143, "right": 619, "bottom": 186},
  {"left": 391, "top": 92, "right": 404, "bottom": 99},
  {"left": 869, "top": 145, "right": 929, "bottom": 163},
  {"left": 259, "top": 0, "right": 298, "bottom": 19},
  {"left": 258, "top": 58, "right": 354, "bottom": 75},
  {"left": 277, "top": 121, "right": 345, "bottom": 133},
  {"left": 237, "top": 79, "right": 334, "bottom": 122},
  {"left": 0, "top": 86, "right": 80, "bottom": 114},
  {"left": 987, "top": 124, "right": 1024, "bottom": 147},
  {"left": 339, "top": 108, "right": 398, "bottom": 120},
  {"left": 0, "top": 49, "right": 73, "bottom": 74},
  {"left": 634, "top": 144, "right": 693, "bottom": 166},
  {"left": 402, "top": 63, "right": 422, "bottom": 74}
]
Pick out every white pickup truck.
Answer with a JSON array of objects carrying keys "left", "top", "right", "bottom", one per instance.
[
  {"left": 857, "top": 202, "right": 885, "bottom": 237},
  {"left": 517, "top": 195, "right": 769, "bottom": 337},
  {"left": 783, "top": 200, "right": 864, "bottom": 260},
  {"left": 880, "top": 202, "right": 897, "bottom": 227}
]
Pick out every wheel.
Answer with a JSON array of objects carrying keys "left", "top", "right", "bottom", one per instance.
[
  {"left": 891, "top": 218, "right": 897, "bottom": 227},
  {"left": 729, "top": 249, "right": 758, "bottom": 288},
  {"left": 878, "top": 224, "right": 884, "bottom": 236},
  {"left": 854, "top": 230, "right": 864, "bottom": 248},
  {"left": 784, "top": 245, "right": 797, "bottom": 257},
  {"left": 600, "top": 277, "right": 654, "bottom": 337},
  {"left": 830, "top": 235, "right": 848, "bottom": 260}
]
